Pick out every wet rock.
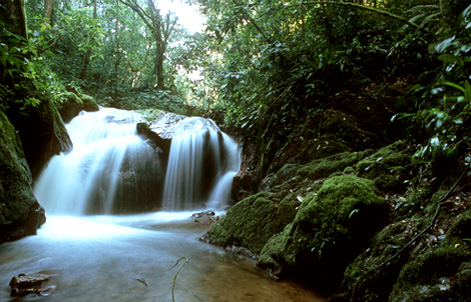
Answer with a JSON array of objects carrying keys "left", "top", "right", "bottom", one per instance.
[
  {"left": 192, "top": 210, "right": 219, "bottom": 225},
  {"left": 148, "top": 112, "right": 187, "bottom": 139},
  {"left": 56, "top": 90, "right": 99, "bottom": 123},
  {"left": 136, "top": 122, "right": 171, "bottom": 154},
  {"left": 231, "top": 169, "right": 253, "bottom": 202},
  {"left": 201, "top": 192, "right": 300, "bottom": 255},
  {"left": 9, "top": 271, "right": 58, "bottom": 297},
  {"left": 5, "top": 97, "right": 72, "bottom": 178},
  {"left": 0, "top": 111, "right": 46, "bottom": 244},
  {"left": 257, "top": 175, "right": 390, "bottom": 295}
]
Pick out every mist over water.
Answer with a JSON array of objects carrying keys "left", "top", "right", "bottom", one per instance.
[
  {"left": 2, "top": 108, "right": 325, "bottom": 301},
  {"left": 162, "top": 117, "right": 240, "bottom": 211},
  {"left": 34, "top": 108, "right": 240, "bottom": 214}
]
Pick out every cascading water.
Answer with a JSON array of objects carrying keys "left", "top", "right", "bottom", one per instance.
[
  {"left": 4, "top": 109, "right": 325, "bottom": 302},
  {"left": 162, "top": 117, "right": 240, "bottom": 211},
  {"left": 34, "top": 108, "right": 164, "bottom": 215},
  {"left": 34, "top": 107, "right": 240, "bottom": 215}
]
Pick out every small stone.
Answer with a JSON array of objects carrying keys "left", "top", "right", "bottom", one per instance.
[{"left": 9, "top": 271, "right": 58, "bottom": 297}]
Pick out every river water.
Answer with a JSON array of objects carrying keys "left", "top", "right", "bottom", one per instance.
[
  {"left": 0, "top": 213, "right": 325, "bottom": 302},
  {"left": 1, "top": 108, "right": 325, "bottom": 301}
]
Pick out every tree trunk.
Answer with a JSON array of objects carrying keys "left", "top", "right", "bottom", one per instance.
[
  {"left": 1, "top": 0, "right": 28, "bottom": 39},
  {"left": 147, "top": 0, "right": 165, "bottom": 89},
  {"left": 80, "top": 0, "right": 97, "bottom": 80},
  {"left": 44, "top": 0, "right": 54, "bottom": 21},
  {"left": 114, "top": 0, "right": 121, "bottom": 97}
]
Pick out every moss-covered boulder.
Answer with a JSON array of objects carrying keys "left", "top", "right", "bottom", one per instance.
[
  {"left": 0, "top": 111, "right": 46, "bottom": 244},
  {"left": 388, "top": 209, "right": 471, "bottom": 302},
  {"left": 56, "top": 91, "right": 99, "bottom": 123},
  {"left": 200, "top": 192, "right": 300, "bottom": 255},
  {"left": 339, "top": 217, "right": 425, "bottom": 302},
  {"left": 354, "top": 141, "right": 411, "bottom": 192},
  {"left": 257, "top": 175, "right": 390, "bottom": 295}
]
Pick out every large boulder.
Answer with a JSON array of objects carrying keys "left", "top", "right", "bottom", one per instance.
[
  {"left": 200, "top": 192, "right": 300, "bottom": 255},
  {"left": 257, "top": 175, "right": 390, "bottom": 295},
  {"left": 0, "top": 111, "right": 46, "bottom": 244}
]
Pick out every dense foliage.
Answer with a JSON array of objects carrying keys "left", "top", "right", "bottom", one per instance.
[{"left": 1, "top": 0, "right": 471, "bottom": 174}]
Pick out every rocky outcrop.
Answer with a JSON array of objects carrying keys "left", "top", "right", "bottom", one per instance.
[
  {"left": 258, "top": 175, "right": 390, "bottom": 295},
  {"left": 56, "top": 91, "right": 99, "bottom": 123},
  {"left": 0, "top": 111, "right": 46, "bottom": 244},
  {"left": 202, "top": 142, "right": 431, "bottom": 296},
  {"left": 6, "top": 97, "right": 73, "bottom": 179},
  {"left": 201, "top": 191, "right": 300, "bottom": 255}
]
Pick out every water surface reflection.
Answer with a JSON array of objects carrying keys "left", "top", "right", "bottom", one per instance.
[{"left": 0, "top": 213, "right": 325, "bottom": 302}]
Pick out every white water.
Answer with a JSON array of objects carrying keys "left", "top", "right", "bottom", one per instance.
[
  {"left": 162, "top": 117, "right": 241, "bottom": 211},
  {"left": 34, "top": 108, "right": 240, "bottom": 215},
  {"left": 34, "top": 108, "right": 158, "bottom": 215},
  {"left": 0, "top": 214, "right": 326, "bottom": 302},
  {"left": 7, "top": 108, "right": 326, "bottom": 302}
]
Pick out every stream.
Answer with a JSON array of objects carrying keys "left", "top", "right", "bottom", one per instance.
[
  {"left": 1, "top": 108, "right": 325, "bottom": 301},
  {"left": 0, "top": 213, "right": 325, "bottom": 302}
]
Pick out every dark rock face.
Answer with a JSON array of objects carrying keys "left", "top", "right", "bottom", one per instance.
[
  {"left": 0, "top": 111, "right": 46, "bottom": 244},
  {"left": 137, "top": 122, "right": 172, "bottom": 155},
  {"left": 5, "top": 98, "right": 73, "bottom": 179},
  {"left": 84, "top": 143, "right": 166, "bottom": 214}
]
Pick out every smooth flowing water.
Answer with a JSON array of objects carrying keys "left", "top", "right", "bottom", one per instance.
[
  {"left": 1, "top": 107, "right": 325, "bottom": 301},
  {"left": 0, "top": 214, "right": 325, "bottom": 302},
  {"left": 162, "top": 117, "right": 240, "bottom": 210}
]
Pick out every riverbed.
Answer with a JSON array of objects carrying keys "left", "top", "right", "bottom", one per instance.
[{"left": 0, "top": 213, "right": 325, "bottom": 302}]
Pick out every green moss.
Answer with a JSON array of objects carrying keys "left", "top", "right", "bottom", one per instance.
[
  {"left": 258, "top": 175, "right": 390, "bottom": 294},
  {"left": 201, "top": 191, "right": 300, "bottom": 254},
  {"left": 386, "top": 209, "right": 471, "bottom": 302},
  {"left": 390, "top": 246, "right": 471, "bottom": 302},
  {"left": 0, "top": 110, "right": 46, "bottom": 243},
  {"left": 354, "top": 141, "right": 411, "bottom": 192},
  {"left": 56, "top": 91, "right": 98, "bottom": 123},
  {"left": 297, "top": 149, "right": 373, "bottom": 179},
  {"left": 79, "top": 93, "right": 99, "bottom": 111},
  {"left": 395, "top": 185, "right": 434, "bottom": 218}
]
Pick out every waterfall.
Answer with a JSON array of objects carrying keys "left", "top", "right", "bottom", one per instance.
[
  {"left": 34, "top": 108, "right": 164, "bottom": 215},
  {"left": 34, "top": 108, "right": 240, "bottom": 215},
  {"left": 162, "top": 117, "right": 241, "bottom": 211}
]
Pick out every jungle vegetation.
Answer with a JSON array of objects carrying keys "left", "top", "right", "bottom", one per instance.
[{"left": 1, "top": 0, "right": 470, "bottom": 180}]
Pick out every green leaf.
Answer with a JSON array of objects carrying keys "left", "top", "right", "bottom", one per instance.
[
  {"left": 442, "top": 80, "right": 464, "bottom": 93},
  {"left": 464, "top": 81, "right": 471, "bottom": 103}
]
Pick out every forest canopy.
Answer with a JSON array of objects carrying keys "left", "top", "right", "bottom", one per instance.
[{"left": 1, "top": 0, "right": 470, "bottom": 172}]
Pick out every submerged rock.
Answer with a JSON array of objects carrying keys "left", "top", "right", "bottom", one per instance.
[
  {"left": 192, "top": 210, "right": 219, "bottom": 225},
  {"left": 0, "top": 111, "right": 46, "bottom": 244},
  {"left": 257, "top": 175, "right": 390, "bottom": 295}
]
